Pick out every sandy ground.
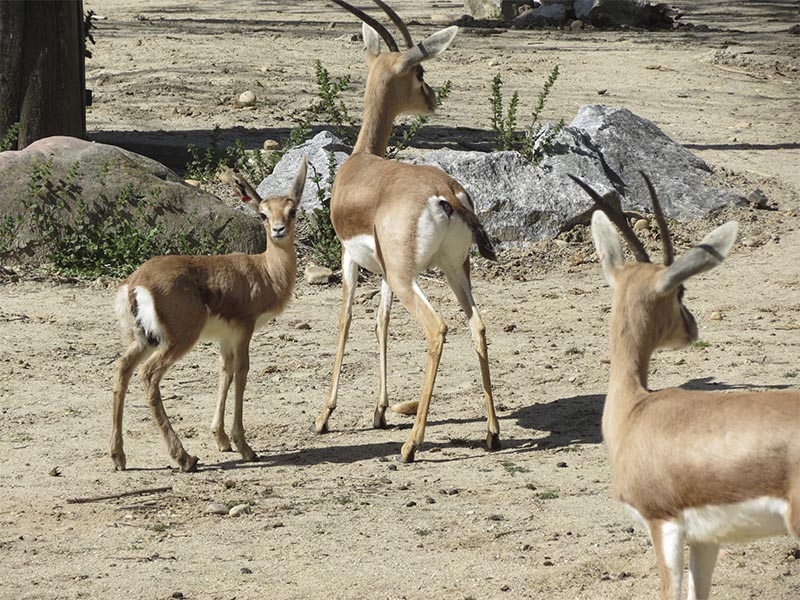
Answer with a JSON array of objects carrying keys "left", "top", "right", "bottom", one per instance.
[{"left": 2, "top": 1, "right": 800, "bottom": 599}]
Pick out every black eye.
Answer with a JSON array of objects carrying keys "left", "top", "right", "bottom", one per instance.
[
  {"left": 416, "top": 65, "right": 424, "bottom": 81},
  {"left": 260, "top": 213, "right": 268, "bottom": 222},
  {"left": 288, "top": 208, "right": 297, "bottom": 219}
]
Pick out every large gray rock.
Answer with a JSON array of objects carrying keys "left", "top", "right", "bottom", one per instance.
[
  {"left": 514, "top": 2, "right": 567, "bottom": 27},
  {"left": 464, "top": 0, "right": 503, "bottom": 19},
  {"left": 574, "top": 0, "right": 672, "bottom": 29},
  {"left": 260, "top": 105, "right": 745, "bottom": 244},
  {"left": 257, "top": 131, "right": 350, "bottom": 214},
  {"left": 0, "top": 136, "right": 264, "bottom": 261},
  {"left": 570, "top": 105, "right": 746, "bottom": 219}
]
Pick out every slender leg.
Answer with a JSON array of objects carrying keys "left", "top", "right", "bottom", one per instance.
[
  {"left": 211, "top": 341, "right": 235, "bottom": 452},
  {"left": 373, "top": 278, "right": 393, "bottom": 428},
  {"left": 649, "top": 519, "right": 686, "bottom": 600},
  {"left": 110, "top": 339, "right": 153, "bottom": 470},
  {"left": 139, "top": 343, "right": 198, "bottom": 472},
  {"left": 687, "top": 543, "right": 718, "bottom": 600},
  {"left": 315, "top": 249, "right": 359, "bottom": 433},
  {"left": 230, "top": 334, "right": 257, "bottom": 462},
  {"left": 388, "top": 276, "right": 447, "bottom": 463},
  {"left": 443, "top": 259, "right": 500, "bottom": 450}
]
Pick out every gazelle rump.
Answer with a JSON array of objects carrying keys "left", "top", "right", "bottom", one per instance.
[
  {"left": 110, "top": 158, "right": 307, "bottom": 472},
  {"left": 314, "top": 1, "right": 500, "bottom": 463},
  {"left": 577, "top": 173, "right": 800, "bottom": 599}
]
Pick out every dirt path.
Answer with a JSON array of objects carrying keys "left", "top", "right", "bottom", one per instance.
[{"left": 1, "top": 2, "right": 799, "bottom": 599}]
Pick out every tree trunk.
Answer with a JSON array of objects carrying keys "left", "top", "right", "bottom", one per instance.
[{"left": 0, "top": 0, "right": 86, "bottom": 149}]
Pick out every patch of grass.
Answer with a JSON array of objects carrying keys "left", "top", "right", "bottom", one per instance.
[
  {"left": 303, "top": 151, "right": 342, "bottom": 270},
  {"left": 500, "top": 460, "right": 530, "bottom": 476},
  {"left": 150, "top": 522, "right": 170, "bottom": 533},
  {"left": 535, "top": 489, "right": 560, "bottom": 501},
  {"left": 489, "top": 66, "right": 565, "bottom": 163},
  {"left": 335, "top": 496, "right": 354, "bottom": 505},
  {"left": 784, "top": 371, "right": 798, "bottom": 379},
  {"left": 415, "top": 529, "right": 433, "bottom": 537},
  {"left": 693, "top": 340, "right": 711, "bottom": 349},
  {"left": 1, "top": 122, "right": 20, "bottom": 151}
]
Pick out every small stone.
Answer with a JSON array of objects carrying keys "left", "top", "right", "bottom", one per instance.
[
  {"left": 240, "top": 567, "right": 252, "bottom": 574},
  {"left": 406, "top": 501, "right": 417, "bottom": 507},
  {"left": 294, "top": 322, "right": 311, "bottom": 330},
  {"left": 263, "top": 139, "right": 280, "bottom": 151},
  {"left": 570, "top": 19, "right": 584, "bottom": 29},
  {"left": 674, "top": 358, "right": 686, "bottom": 366},
  {"left": 49, "top": 466, "right": 62, "bottom": 477},
  {"left": 503, "top": 323, "right": 517, "bottom": 333},
  {"left": 238, "top": 90, "right": 256, "bottom": 105},
  {"left": 184, "top": 179, "right": 201, "bottom": 188},
  {"left": 305, "top": 265, "right": 333, "bottom": 285},
  {"left": 172, "top": 593, "right": 184, "bottom": 599},
  {"left": 597, "top": 89, "right": 608, "bottom": 95},
  {"left": 556, "top": 461, "right": 568, "bottom": 468},
  {"left": 633, "top": 218, "right": 650, "bottom": 232},
  {"left": 328, "top": 21, "right": 336, "bottom": 29},
  {"left": 425, "top": 497, "right": 436, "bottom": 504},
  {"left": 710, "top": 311, "right": 722, "bottom": 321},
  {"left": 224, "top": 479, "right": 236, "bottom": 489},
  {"left": 206, "top": 502, "right": 230, "bottom": 515},
  {"left": 748, "top": 188, "right": 769, "bottom": 209},
  {"left": 229, "top": 503, "right": 251, "bottom": 517}
]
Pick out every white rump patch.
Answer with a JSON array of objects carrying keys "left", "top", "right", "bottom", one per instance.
[
  {"left": 416, "top": 195, "right": 471, "bottom": 272},
  {"left": 127, "top": 286, "right": 163, "bottom": 346}
]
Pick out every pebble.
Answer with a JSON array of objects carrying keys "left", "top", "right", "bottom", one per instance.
[
  {"left": 229, "top": 503, "right": 251, "bottom": 517},
  {"left": 184, "top": 179, "right": 201, "bottom": 188},
  {"left": 557, "top": 461, "right": 568, "bottom": 468},
  {"left": 305, "top": 265, "right": 333, "bottom": 285},
  {"left": 238, "top": 90, "right": 256, "bottom": 105},
  {"left": 206, "top": 502, "right": 230, "bottom": 515},
  {"left": 748, "top": 188, "right": 769, "bottom": 209},
  {"left": 710, "top": 311, "right": 722, "bottom": 321},
  {"left": 570, "top": 19, "right": 584, "bottom": 30},
  {"left": 633, "top": 218, "right": 650, "bottom": 232},
  {"left": 240, "top": 567, "right": 253, "bottom": 574},
  {"left": 263, "top": 139, "right": 280, "bottom": 151}
]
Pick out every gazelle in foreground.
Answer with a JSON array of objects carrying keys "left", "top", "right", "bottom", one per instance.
[
  {"left": 574, "top": 173, "right": 800, "bottom": 599},
  {"left": 110, "top": 158, "right": 307, "bottom": 472},
  {"left": 314, "top": 1, "right": 500, "bottom": 462}
]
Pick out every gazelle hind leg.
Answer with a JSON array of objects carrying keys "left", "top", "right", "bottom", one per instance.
[
  {"left": 315, "top": 249, "right": 359, "bottom": 434},
  {"left": 373, "top": 278, "right": 393, "bottom": 428},
  {"left": 110, "top": 340, "right": 153, "bottom": 470},
  {"left": 649, "top": 519, "right": 686, "bottom": 600},
  {"left": 139, "top": 342, "right": 198, "bottom": 472},
  {"left": 687, "top": 542, "right": 719, "bottom": 600},
  {"left": 388, "top": 276, "right": 447, "bottom": 463},
  {"left": 443, "top": 259, "right": 500, "bottom": 450},
  {"left": 211, "top": 341, "right": 235, "bottom": 452},
  {"left": 230, "top": 334, "right": 257, "bottom": 462}
]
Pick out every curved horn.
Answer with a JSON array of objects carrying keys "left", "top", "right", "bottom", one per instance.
[
  {"left": 568, "top": 174, "right": 651, "bottom": 263},
  {"left": 370, "top": 0, "right": 413, "bottom": 48},
  {"left": 640, "top": 172, "right": 674, "bottom": 266},
  {"left": 329, "top": 0, "right": 399, "bottom": 52}
]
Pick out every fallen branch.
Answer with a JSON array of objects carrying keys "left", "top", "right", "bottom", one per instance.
[{"left": 66, "top": 485, "right": 172, "bottom": 504}]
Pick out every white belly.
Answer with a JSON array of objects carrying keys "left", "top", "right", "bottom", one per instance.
[{"left": 342, "top": 233, "right": 383, "bottom": 275}]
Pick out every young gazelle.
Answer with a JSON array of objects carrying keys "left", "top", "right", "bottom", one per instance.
[
  {"left": 575, "top": 173, "right": 800, "bottom": 599},
  {"left": 314, "top": 1, "right": 500, "bottom": 462},
  {"left": 110, "top": 158, "right": 307, "bottom": 472}
]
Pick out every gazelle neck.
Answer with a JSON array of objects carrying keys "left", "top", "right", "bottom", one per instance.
[
  {"left": 263, "top": 235, "right": 297, "bottom": 293},
  {"left": 353, "top": 79, "right": 396, "bottom": 156},
  {"left": 604, "top": 308, "right": 653, "bottom": 456}
]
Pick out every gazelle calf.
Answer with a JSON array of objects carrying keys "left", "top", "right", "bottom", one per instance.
[
  {"left": 314, "top": 1, "right": 500, "bottom": 463},
  {"left": 110, "top": 158, "right": 307, "bottom": 472},
  {"left": 575, "top": 173, "right": 800, "bottom": 599}
]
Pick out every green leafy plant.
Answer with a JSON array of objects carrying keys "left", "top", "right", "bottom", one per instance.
[
  {"left": 23, "top": 159, "right": 229, "bottom": 278},
  {"left": 489, "top": 66, "right": 565, "bottom": 163},
  {"left": 1, "top": 122, "right": 20, "bottom": 152},
  {"left": 303, "top": 151, "right": 342, "bottom": 270}
]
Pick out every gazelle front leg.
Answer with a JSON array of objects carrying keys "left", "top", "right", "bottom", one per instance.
[
  {"left": 444, "top": 259, "right": 500, "bottom": 450},
  {"left": 373, "top": 278, "right": 393, "bottom": 428},
  {"left": 687, "top": 542, "right": 718, "bottom": 600},
  {"left": 315, "top": 250, "right": 359, "bottom": 433},
  {"left": 230, "top": 333, "right": 257, "bottom": 462},
  {"left": 650, "top": 519, "right": 686, "bottom": 600},
  {"left": 211, "top": 341, "right": 235, "bottom": 452},
  {"left": 390, "top": 277, "right": 447, "bottom": 463}
]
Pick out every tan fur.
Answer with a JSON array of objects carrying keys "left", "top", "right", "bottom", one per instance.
[
  {"left": 313, "top": 13, "right": 499, "bottom": 463},
  {"left": 601, "top": 246, "right": 800, "bottom": 598},
  {"left": 109, "top": 167, "right": 305, "bottom": 472}
]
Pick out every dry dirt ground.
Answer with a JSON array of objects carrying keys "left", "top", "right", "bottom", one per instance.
[{"left": 2, "top": 1, "right": 800, "bottom": 599}]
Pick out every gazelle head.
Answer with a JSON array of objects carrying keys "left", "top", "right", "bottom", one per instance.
[
  {"left": 331, "top": 0, "right": 458, "bottom": 116},
  {"left": 230, "top": 157, "right": 307, "bottom": 246},
  {"left": 571, "top": 173, "right": 739, "bottom": 352}
]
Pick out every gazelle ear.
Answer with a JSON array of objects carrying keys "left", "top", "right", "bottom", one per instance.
[
  {"left": 396, "top": 26, "right": 458, "bottom": 72},
  {"left": 288, "top": 156, "right": 308, "bottom": 206},
  {"left": 229, "top": 170, "right": 262, "bottom": 213},
  {"left": 655, "top": 221, "right": 738, "bottom": 295},
  {"left": 591, "top": 210, "right": 624, "bottom": 288},
  {"left": 363, "top": 23, "right": 382, "bottom": 59}
]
